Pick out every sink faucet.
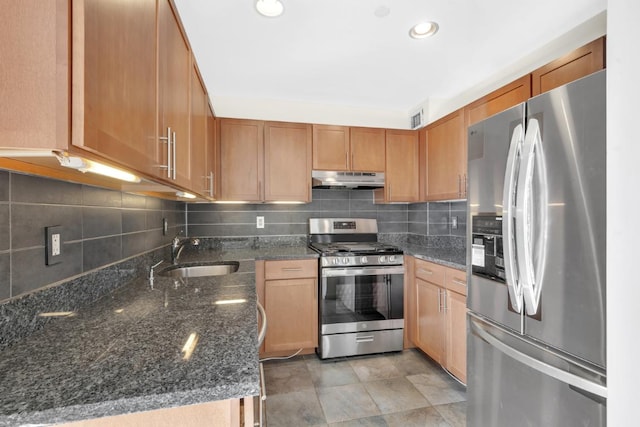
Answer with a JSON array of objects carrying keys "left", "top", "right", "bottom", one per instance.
[{"left": 171, "top": 232, "right": 200, "bottom": 263}]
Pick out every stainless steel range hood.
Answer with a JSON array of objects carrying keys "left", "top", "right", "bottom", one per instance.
[{"left": 311, "top": 171, "right": 384, "bottom": 189}]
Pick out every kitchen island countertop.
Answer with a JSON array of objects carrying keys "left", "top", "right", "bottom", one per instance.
[{"left": 0, "top": 245, "right": 317, "bottom": 426}]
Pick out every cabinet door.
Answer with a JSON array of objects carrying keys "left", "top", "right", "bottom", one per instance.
[
  {"left": 158, "top": 0, "right": 191, "bottom": 186},
  {"left": 74, "top": 0, "right": 157, "bottom": 174},
  {"left": 350, "top": 127, "right": 386, "bottom": 172},
  {"left": 404, "top": 256, "right": 417, "bottom": 348},
  {"left": 532, "top": 37, "right": 605, "bottom": 96},
  {"left": 264, "top": 278, "right": 318, "bottom": 352},
  {"left": 190, "top": 63, "right": 208, "bottom": 197},
  {"left": 219, "top": 119, "right": 263, "bottom": 201},
  {"left": 465, "top": 75, "right": 531, "bottom": 127},
  {"left": 426, "top": 109, "right": 466, "bottom": 200},
  {"left": 445, "top": 290, "right": 467, "bottom": 383},
  {"left": 416, "top": 278, "right": 445, "bottom": 363},
  {"left": 264, "top": 122, "right": 312, "bottom": 202},
  {"left": 312, "top": 125, "right": 350, "bottom": 170},
  {"left": 206, "top": 107, "right": 217, "bottom": 199},
  {"left": 2, "top": 0, "right": 68, "bottom": 150},
  {"left": 384, "top": 130, "right": 419, "bottom": 202}
]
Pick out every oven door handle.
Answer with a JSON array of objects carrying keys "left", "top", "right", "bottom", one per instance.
[{"left": 321, "top": 266, "right": 405, "bottom": 278}]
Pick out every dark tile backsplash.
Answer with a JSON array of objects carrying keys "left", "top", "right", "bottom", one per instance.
[
  {"left": 0, "top": 170, "right": 185, "bottom": 301},
  {"left": 0, "top": 170, "right": 467, "bottom": 303}
]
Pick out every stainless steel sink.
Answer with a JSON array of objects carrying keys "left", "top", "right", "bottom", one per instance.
[{"left": 159, "top": 261, "right": 239, "bottom": 278}]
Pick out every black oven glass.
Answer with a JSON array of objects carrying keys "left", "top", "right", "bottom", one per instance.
[{"left": 321, "top": 273, "right": 403, "bottom": 325}]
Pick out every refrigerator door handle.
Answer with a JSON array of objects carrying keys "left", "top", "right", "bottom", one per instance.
[
  {"left": 470, "top": 315, "right": 607, "bottom": 399},
  {"left": 502, "top": 123, "right": 524, "bottom": 313},
  {"left": 516, "top": 118, "right": 548, "bottom": 315}
]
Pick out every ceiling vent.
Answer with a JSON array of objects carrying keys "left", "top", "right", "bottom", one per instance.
[{"left": 410, "top": 108, "right": 425, "bottom": 129}]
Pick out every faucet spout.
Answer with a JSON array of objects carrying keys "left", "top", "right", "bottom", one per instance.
[{"left": 171, "top": 234, "right": 200, "bottom": 263}]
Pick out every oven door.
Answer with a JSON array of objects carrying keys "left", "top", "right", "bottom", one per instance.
[{"left": 320, "top": 266, "right": 404, "bottom": 334}]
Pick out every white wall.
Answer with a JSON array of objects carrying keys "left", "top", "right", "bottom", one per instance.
[{"left": 607, "top": 0, "right": 640, "bottom": 424}]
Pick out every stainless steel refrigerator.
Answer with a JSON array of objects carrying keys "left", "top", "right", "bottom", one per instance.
[{"left": 466, "top": 70, "right": 607, "bottom": 426}]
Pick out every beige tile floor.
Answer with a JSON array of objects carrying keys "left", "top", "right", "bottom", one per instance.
[{"left": 263, "top": 349, "right": 466, "bottom": 427}]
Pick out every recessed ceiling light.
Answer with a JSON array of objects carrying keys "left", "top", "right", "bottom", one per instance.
[
  {"left": 409, "top": 21, "right": 439, "bottom": 39},
  {"left": 256, "top": 0, "right": 284, "bottom": 17}
]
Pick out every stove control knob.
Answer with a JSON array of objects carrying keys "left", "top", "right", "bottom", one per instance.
[
  {"left": 379, "top": 256, "right": 387, "bottom": 263},
  {"left": 360, "top": 256, "right": 368, "bottom": 265},
  {"left": 332, "top": 258, "right": 339, "bottom": 265},
  {"left": 389, "top": 255, "right": 396, "bottom": 263},
  {"left": 342, "top": 258, "right": 350, "bottom": 265}
]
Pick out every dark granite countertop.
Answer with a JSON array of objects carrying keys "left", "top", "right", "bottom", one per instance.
[
  {"left": 0, "top": 246, "right": 317, "bottom": 426},
  {"left": 401, "top": 244, "right": 467, "bottom": 271}
]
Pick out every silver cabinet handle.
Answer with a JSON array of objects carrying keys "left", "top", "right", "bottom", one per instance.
[
  {"left": 257, "top": 301, "right": 267, "bottom": 346},
  {"left": 281, "top": 267, "right": 303, "bottom": 272},
  {"left": 443, "top": 290, "right": 447, "bottom": 312},
  {"left": 458, "top": 174, "right": 462, "bottom": 195},
  {"left": 159, "top": 126, "right": 172, "bottom": 178},
  {"left": 437, "top": 288, "right": 442, "bottom": 312},
  {"left": 172, "top": 130, "right": 177, "bottom": 180},
  {"left": 451, "top": 278, "right": 466, "bottom": 286},
  {"left": 417, "top": 268, "right": 433, "bottom": 275},
  {"left": 463, "top": 174, "right": 467, "bottom": 195},
  {"left": 205, "top": 172, "right": 214, "bottom": 197}
]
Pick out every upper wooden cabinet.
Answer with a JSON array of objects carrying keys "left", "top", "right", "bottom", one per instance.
[
  {"left": 312, "top": 125, "right": 385, "bottom": 172},
  {"left": 219, "top": 119, "right": 312, "bottom": 202},
  {"left": 157, "top": 0, "right": 191, "bottom": 187},
  {"left": 425, "top": 109, "right": 466, "bottom": 201},
  {"left": 71, "top": 0, "right": 157, "bottom": 176},
  {"left": 189, "top": 63, "right": 211, "bottom": 198},
  {"left": 1, "top": 0, "right": 69, "bottom": 151},
  {"left": 532, "top": 37, "right": 605, "bottom": 96},
  {"left": 465, "top": 75, "right": 532, "bottom": 127},
  {"left": 349, "top": 127, "right": 386, "bottom": 172},
  {"left": 375, "top": 130, "right": 419, "bottom": 203},
  {"left": 264, "top": 122, "right": 312, "bottom": 202},
  {"left": 219, "top": 119, "right": 264, "bottom": 202},
  {"left": 312, "top": 125, "right": 349, "bottom": 170}
]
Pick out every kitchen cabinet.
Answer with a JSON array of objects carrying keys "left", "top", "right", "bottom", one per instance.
[
  {"left": 219, "top": 119, "right": 312, "bottom": 202},
  {"left": 312, "top": 125, "right": 350, "bottom": 170},
  {"left": 403, "top": 256, "right": 417, "bottom": 349},
  {"left": 312, "top": 125, "right": 385, "bottom": 172},
  {"left": 219, "top": 119, "right": 264, "bottom": 201},
  {"left": 425, "top": 109, "right": 466, "bottom": 201},
  {"left": 255, "top": 259, "right": 318, "bottom": 356},
  {"left": 413, "top": 258, "right": 467, "bottom": 383},
  {"left": 157, "top": 0, "right": 192, "bottom": 187},
  {"left": 465, "top": 75, "right": 532, "bottom": 127},
  {"left": 375, "top": 129, "right": 420, "bottom": 203},
  {"left": 189, "top": 63, "right": 210, "bottom": 198},
  {"left": 264, "top": 122, "right": 312, "bottom": 202},
  {"left": 57, "top": 398, "right": 251, "bottom": 427},
  {"left": 531, "top": 37, "right": 605, "bottom": 96},
  {"left": 71, "top": 0, "right": 158, "bottom": 176}
]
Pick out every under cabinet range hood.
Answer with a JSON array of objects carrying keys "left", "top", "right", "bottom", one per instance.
[{"left": 311, "top": 171, "right": 385, "bottom": 189}]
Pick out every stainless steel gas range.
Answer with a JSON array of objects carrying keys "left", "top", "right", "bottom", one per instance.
[{"left": 308, "top": 218, "right": 405, "bottom": 359}]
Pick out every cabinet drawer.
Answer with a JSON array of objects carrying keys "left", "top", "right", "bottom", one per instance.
[
  {"left": 264, "top": 259, "right": 317, "bottom": 280},
  {"left": 414, "top": 259, "right": 445, "bottom": 286},
  {"left": 445, "top": 267, "right": 467, "bottom": 296}
]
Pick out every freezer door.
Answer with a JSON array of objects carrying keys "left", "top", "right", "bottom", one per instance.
[
  {"left": 522, "top": 70, "right": 606, "bottom": 368},
  {"left": 467, "top": 104, "right": 524, "bottom": 333},
  {"left": 468, "top": 314, "right": 606, "bottom": 427}
]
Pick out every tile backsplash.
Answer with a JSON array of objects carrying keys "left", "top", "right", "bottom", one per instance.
[
  {"left": 0, "top": 174, "right": 468, "bottom": 302},
  {"left": 0, "top": 171, "right": 185, "bottom": 301}
]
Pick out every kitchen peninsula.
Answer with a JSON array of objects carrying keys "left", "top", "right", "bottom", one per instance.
[{"left": 0, "top": 245, "right": 317, "bottom": 426}]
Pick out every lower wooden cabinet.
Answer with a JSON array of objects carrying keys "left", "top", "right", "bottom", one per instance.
[
  {"left": 58, "top": 398, "right": 252, "bottom": 427},
  {"left": 411, "top": 258, "right": 467, "bottom": 383},
  {"left": 256, "top": 259, "right": 318, "bottom": 356}
]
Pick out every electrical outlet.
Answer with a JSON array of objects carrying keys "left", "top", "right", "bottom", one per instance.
[
  {"left": 256, "top": 216, "right": 265, "bottom": 229},
  {"left": 45, "top": 226, "right": 62, "bottom": 265},
  {"left": 451, "top": 216, "right": 458, "bottom": 230}
]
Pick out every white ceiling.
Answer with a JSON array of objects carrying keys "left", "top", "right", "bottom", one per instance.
[{"left": 174, "top": 0, "right": 607, "bottom": 127}]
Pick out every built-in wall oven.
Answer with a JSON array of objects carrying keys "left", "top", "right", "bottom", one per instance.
[{"left": 308, "top": 218, "right": 404, "bottom": 359}]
